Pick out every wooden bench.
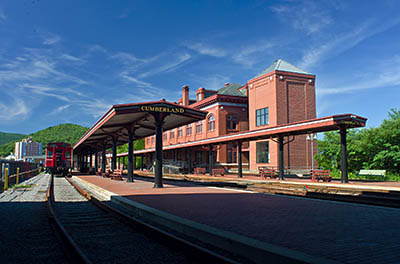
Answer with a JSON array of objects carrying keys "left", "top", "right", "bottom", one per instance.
[
  {"left": 102, "top": 170, "right": 111, "bottom": 178},
  {"left": 259, "top": 166, "right": 276, "bottom": 179},
  {"left": 357, "top": 170, "right": 386, "bottom": 179},
  {"left": 194, "top": 167, "right": 206, "bottom": 175},
  {"left": 212, "top": 168, "right": 225, "bottom": 177},
  {"left": 311, "top": 169, "right": 332, "bottom": 182},
  {"left": 110, "top": 169, "right": 123, "bottom": 181}
]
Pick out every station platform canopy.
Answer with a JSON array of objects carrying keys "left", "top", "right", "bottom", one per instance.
[
  {"left": 73, "top": 100, "right": 207, "bottom": 153},
  {"left": 121, "top": 114, "right": 367, "bottom": 154}
]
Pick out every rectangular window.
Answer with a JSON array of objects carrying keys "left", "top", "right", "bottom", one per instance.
[
  {"left": 256, "top": 141, "right": 269, "bottom": 163},
  {"left": 186, "top": 124, "right": 192, "bottom": 136},
  {"left": 170, "top": 130, "right": 175, "bottom": 139},
  {"left": 256, "top": 107, "right": 269, "bottom": 126},
  {"left": 227, "top": 144, "right": 237, "bottom": 163}
]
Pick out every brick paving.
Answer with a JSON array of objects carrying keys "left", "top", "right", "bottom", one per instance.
[{"left": 78, "top": 175, "right": 400, "bottom": 264}]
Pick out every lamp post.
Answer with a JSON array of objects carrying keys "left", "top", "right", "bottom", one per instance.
[{"left": 306, "top": 133, "right": 317, "bottom": 170}]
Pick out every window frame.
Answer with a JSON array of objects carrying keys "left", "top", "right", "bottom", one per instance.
[
  {"left": 256, "top": 107, "right": 269, "bottom": 127},
  {"left": 208, "top": 114, "right": 215, "bottom": 131}
]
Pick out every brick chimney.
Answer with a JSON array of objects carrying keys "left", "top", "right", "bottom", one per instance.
[
  {"left": 182, "top": 85, "right": 189, "bottom": 106},
  {"left": 196, "top": 87, "right": 205, "bottom": 102}
]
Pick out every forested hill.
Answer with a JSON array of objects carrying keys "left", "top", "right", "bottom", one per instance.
[
  {"left": 0, "top": 123, "right": 89, "bottom": 156},
  {"left": 0, "top": 132, "right": 27, "bottom": 145}
]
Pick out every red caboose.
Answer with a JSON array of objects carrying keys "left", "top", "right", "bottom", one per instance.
[{"left": 45, "top": 142, "right": 72, "bottom": 176}]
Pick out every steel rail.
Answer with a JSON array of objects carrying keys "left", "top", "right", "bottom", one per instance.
[
  {"left": 64, "top": 176, "right": 239, "bottom": 264},
  {"left": 45, "top": 175, "right": 93, "bottom": 264}
]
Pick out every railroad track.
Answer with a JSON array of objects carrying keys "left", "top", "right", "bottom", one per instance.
[{"left": 46, "top": 175, "right": 236, "bottom": 264}]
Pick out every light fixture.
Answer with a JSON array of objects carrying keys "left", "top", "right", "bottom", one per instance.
[{"left": 279, "top": 76, "right": 283, "bottom": 80}]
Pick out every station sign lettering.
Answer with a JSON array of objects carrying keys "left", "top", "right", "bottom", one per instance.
[{"left": 140, "top": 105, "right": 185, "bottom": 114}]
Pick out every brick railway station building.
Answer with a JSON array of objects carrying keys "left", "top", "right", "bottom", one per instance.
[{"left": 140, "top": 59, "right": 317, "bottom": 173}]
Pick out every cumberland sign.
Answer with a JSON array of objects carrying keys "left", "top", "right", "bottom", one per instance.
[{"left": 140, "top": 105, "right": 185, "bottom": 114}]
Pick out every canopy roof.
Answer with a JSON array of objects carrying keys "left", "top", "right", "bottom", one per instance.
[
  {"left": 74, "top": 100, "right": 208, "bottom": 153},
  {"left": 124, "top": 114, "right": 367, "bottom": 155}
]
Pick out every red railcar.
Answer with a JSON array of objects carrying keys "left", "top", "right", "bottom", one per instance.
[{"left": 45, "top": 142, "right": 72, "bottom": 176}]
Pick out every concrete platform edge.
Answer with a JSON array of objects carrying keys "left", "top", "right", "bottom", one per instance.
[{"left": 73, "top": 176, "right": 340, "bottom": 264}]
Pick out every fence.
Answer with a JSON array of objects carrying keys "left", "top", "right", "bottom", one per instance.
[{"left": 0, "top": 160, "right": 41, "bottom": 192}]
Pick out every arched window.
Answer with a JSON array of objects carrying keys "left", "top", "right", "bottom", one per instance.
[
  {"left": 208, "top": 115, "right": 215, "bottom": 131},
  {"left": 196, "top": 121, "right": 203, "bottom": 134},
  {"left": 186, "top": 124, "right": 192, "bottom": 136},
  {"left": 226, "top": 115, "right": 238, "bottom": 130}
]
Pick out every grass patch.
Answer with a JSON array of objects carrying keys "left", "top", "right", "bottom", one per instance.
[{"left": 12, "top": 184, "right": 34, "bottom": 189}]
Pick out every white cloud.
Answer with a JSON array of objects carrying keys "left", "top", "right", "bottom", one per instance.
[
  {"left": 41, "top": 32, "right": 61, "bottom": 45},
  {"left": 0, "top": 9, "right": 6, "bottom": 22},
  {"left": 318, "top": 55, "right": 400, "bottom": 96},
  {"left": 0, "top": 97, "right": 29, "bottom": 121},
  {"left": 186, "top": 43, "right": 227, "bottom": 57},
  {"left": 270, "top": 1, "right": 333, "bottom": 35},
  {"left": 138, "top": 53, "right": 191, "bottom": 78},
  {"left": 298, "top": 17, "right": 400, "bottom": 70},
  {"left": 60, "top": 54, "right": 86, "bottom": 63},
  {"left": 232, "top": 41, "right": 275, "bottom": 67}
]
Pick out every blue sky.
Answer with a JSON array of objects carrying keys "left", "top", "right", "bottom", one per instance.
[{"left": 0, "top": 0, "right": 399, "bottom": 134}]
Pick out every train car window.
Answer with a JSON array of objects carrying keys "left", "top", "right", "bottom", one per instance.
[
  {"left": 65, "top": 152, "right": 71, "bottom": 158},
  {"left": 48, "top": 151, "right": 53, "bottom": 157}
]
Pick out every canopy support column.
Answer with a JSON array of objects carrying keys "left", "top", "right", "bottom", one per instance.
[
  {"left": 94, "top": 150, "right": 98, "bottom": 172},
  {"left": 208, "top": 144, "right": 213, "bottom": 176},
  {"left": 127, "top": 130, "right": 135, "bottom": 182},
  {"left": 153, "top": 113, "right": 166, "bottom": 188},
  {"left": 101, "top": 144, "right": 106, "bottom": 173},
  {"left": 278, "top": 135, "right": 285, "bottom": 180},
  {"left": 89, "top": 151, "right": 93, "bottom": 170},
  {"left": 340, "top": 126, "right": 349, "bottom": 183},
  {"left": 112, "top": 138, "right": 117, "bottom": 172},
  {"left": 238, "top": 141, "right": 243, "bottom": 178},
  {"left": 186, "top": 148, "right": 192, "bottom": 174}
]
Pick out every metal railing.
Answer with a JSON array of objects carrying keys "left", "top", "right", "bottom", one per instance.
[{"left": 0, "top": 160, "right": 41, "bottom": 192}]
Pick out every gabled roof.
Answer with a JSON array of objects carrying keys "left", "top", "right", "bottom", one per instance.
[
  {"left": 217, "top": 83, "right": 246, "bottom": 97},
  {"left": 254, "top": 59, "right": 310, "bottom": 79}
]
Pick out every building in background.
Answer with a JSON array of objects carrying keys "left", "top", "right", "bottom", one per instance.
[
  {"left": 142, "top": 59, "right": 317, "bottom": 172},
  {"left": 15, "top": 137, "right": 43, "bottom": 161}
]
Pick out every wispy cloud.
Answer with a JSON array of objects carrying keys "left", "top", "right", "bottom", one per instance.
[
  {"left": 0, "top": 8, "right": 6, "bottom": 22},
  {"left": 138, "top": 53, "right": 191, "bottom": 78},
  {"left": 189, "top": 73, "right": 231, "bottom": 90},
  {"left": 40, "top": 31, "right": 61, "bottom": 45},
  {"left": 298, "top": 17, "right": 400, "bottom": 70},
  {"left": 270, "top": 1, "right": 333, "bottom": 35},
  {"left": 186, "top": 43, "right": 227, "bottom": 57},
  {"left": 0, "top": 97, "right": 29, "bottom": 121},
  {"left": 318, "top": 55, "right": 400, "bottom": 96},
  {"left": 232, "top": 41, "right": 275, "bottom": 67},
  {"left": 60, "top": 54, "right": 86, "bottom": 63}
]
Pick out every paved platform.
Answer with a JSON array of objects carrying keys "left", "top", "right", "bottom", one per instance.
[{"left": 75, "top": 174, "right": 400, "bottom": 264}]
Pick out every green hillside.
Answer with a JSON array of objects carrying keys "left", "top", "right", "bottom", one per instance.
[
  {"left": 0, "top": 132, "right": 27, "bottom": 145},
  {"left": 0, "top": 123, "right": 89, "bottom": 156}
]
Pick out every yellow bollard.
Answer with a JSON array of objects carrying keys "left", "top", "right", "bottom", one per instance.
[
  {"left": 16, "top": 168, "right": 20, "bottom": 185},
  {"left": 4, "top": 168, "right": 8, "bottom": 191}
]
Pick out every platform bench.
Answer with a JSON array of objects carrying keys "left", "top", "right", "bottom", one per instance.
[
  {"left": 311, "top": 169, "right": 332, "bottom": 182},
  {"left": 194, "top": 167, "right": 206, "bottom": 175},
  {"left": 212, "top": 168, "right": 225, "bottom": 177},
  {"left": 110, "top": 169, "right": 123, "bottom": 181},
  {"left": 357, "top": 170, "right": 386, "bottom": 178},
  {"left": 258, "top": 166, "right": 277, "bottom": 179},
  {"left": 102, "top": 170, "right": 111, "bottom": 178}
]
